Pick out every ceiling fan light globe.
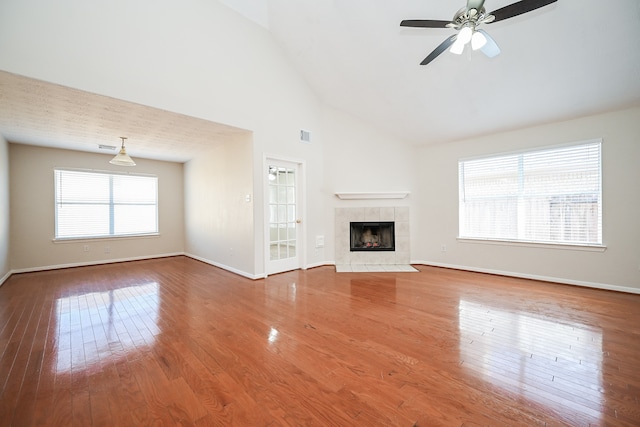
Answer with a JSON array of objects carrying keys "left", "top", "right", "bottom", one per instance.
[
  {"left": 458, "top": 26, "right": 473, "bottom": 45},
  {"left": 449, "top": 38, "right": 465, "bottom": 55},
  {"left": 471, "top": 30, "right": 487, "bottom": 50}
]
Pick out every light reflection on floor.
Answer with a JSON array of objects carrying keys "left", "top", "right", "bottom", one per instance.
[
  {"left": 55, "top": 282, "right": 160, "bottom": 373},
  {"left": 458, "top": 299, "right": 603, "bottom": 418}
]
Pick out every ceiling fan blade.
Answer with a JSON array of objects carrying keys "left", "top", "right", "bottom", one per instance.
[
  {"left": 420, "top": 35, "right": 458, "bottom": 65},
  {"left": 400, "top": 19, "right": 451, "bottom": 28},
  {"left": 489, "top": 0, "right": 557, "bottom": 23},
  {"left": 477, "top": 29, "right": 500, "bottom": 58}
]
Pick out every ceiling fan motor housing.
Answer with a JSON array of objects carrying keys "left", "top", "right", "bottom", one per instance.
[{"left": 449, "top": 6, "right": 494, "bottom": 30}]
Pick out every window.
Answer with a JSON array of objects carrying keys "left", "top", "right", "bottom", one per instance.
[
  {"left": 458, "top": 140, "right": 602, "bottom": 246},
  {"left": 54, "top": 169, "right": 158, "bottom": 239}
]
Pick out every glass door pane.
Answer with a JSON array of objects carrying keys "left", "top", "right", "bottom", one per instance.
[{"left": 268, "top": 165, "right": 296, "bottom": 261}]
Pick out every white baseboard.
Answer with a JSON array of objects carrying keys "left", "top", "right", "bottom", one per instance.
[
  {"left": 412, "top": 260, "right": 640, "bottom": 295},
  {"left": 305, "top": 261, "right": 334, "bottom": 270},
  {"left": 184, "top": 253, "right": 264, "bottom": 280},
  {"left": 0, "top": 269, "right": 12, "bottom": 287},
  {"left": 8, "top": 253, "right": 184, "bottom": 276}
]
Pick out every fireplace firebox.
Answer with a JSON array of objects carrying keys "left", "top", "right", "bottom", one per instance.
[{"left": 350, "top": 222, "right": 395, "bottom": 252}]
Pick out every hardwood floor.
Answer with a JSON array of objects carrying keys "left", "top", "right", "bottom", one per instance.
[{"left": 1, "top": 256, "right": 639, "bottom": 426}]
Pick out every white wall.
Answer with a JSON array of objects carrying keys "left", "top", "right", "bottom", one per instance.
[
  {"left": 184, "top": 135, "right": 255, "bottom": 277},
  {"left": 321, "top": 105, "right": 419, "bottom": 263},
  {"left": 416, "top": 106, "right": 640, "bottom": 292},
  {"left": 0, "top": 135, "right": 9, "bottom": 284},
  {"left": 9, "top": 144, "right": 184, "bottom": 271}
]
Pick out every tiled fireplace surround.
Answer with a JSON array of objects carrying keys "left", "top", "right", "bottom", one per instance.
[{"left": 335, "top": 207, "right": 410, "bottom": 265}]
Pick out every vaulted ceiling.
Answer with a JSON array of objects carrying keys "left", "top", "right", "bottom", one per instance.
[
  {"left": 242, "top": 0, "right": 640, "bottom": 144},
  {"left": 1, "top": 0, "right": 639, "bottom": 162}
]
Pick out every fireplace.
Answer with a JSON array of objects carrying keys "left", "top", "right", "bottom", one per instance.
[
  {"left": 350, "top": 222, "right": 395, "bottom": 252},
  {"left": 335, "top": 207, "right": 409, "bottom": 265}
]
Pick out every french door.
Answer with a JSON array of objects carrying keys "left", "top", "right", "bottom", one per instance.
[{"left": 265, "top": 159, "right": 302, "bottom": 275}]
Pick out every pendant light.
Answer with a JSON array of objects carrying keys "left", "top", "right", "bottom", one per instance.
[{"left": 109, "top": 137, "right": 136, "bottom": 166}]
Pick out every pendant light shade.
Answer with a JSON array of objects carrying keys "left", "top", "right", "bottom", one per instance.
[{"left": 109, "top": 137, "right": 136, "bottom": 166}]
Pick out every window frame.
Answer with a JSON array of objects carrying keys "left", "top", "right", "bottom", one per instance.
[
  {"left": 53, "top": 168, "right": 159, "bottom": 241},
  {"left": 457, "top": 139, "right": 605, "bottom": 251}
]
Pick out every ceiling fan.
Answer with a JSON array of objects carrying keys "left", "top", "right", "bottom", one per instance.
[{"left": 401, "top": 0, "right": 557, "bottom": 65}]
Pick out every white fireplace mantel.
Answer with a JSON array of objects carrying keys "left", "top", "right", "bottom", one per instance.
[{"left": 334, "top": 191, "right": 410, "bottom": 200}]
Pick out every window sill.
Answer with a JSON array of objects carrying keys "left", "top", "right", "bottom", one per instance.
[
  {"left": 457, "top": 237, "right": 607, "bottom": 252},
  {"left": 52, "top": 233, "right": 160, "bottom": 243}
]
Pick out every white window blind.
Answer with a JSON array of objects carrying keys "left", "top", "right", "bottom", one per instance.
[
  {"left": 55, "top": 169, "right": 158, "bottom": 239},
  {"left": 458, "top": 141, "right": 602, "bottom": 246}
]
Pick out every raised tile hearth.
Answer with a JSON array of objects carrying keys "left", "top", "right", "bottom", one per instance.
[{"left": 335, "top": 264, "right": 418, "bottom": 273}]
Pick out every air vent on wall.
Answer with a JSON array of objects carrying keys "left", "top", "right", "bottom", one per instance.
[
  {"left": 99, "top": 144, "right": 116, "bottom": 150},
  {"left": 300, "top": 129, "right": 311, "bottom": 144}
]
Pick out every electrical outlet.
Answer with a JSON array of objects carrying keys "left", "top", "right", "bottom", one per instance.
[
  {"left": 441, "top": 244, "right": 446, "bottom": 253},
  {"left": 83, "top": 245, "right": 89, "bottom": 252},
  {"left": 315, "top": 235, "right": 325, "bottom": 248},
  {"left": 104, "top": 246, "right": 111, "bottom": 254}
]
